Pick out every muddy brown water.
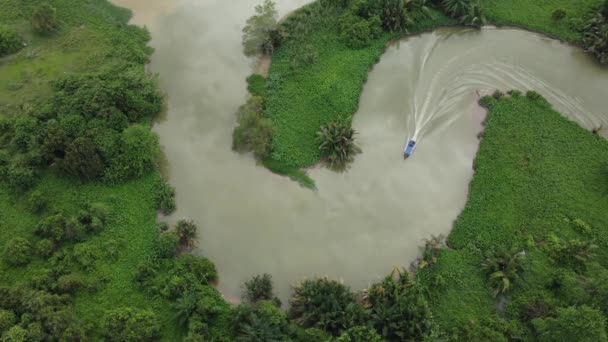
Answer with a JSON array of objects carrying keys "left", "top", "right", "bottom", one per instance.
[{"left": 111, "top": 0, "right": 608, "bottom": 303}]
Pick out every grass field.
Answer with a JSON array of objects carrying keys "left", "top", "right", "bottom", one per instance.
[
  {"left": 0, "top": 1, "right": 182, "bottom": 340},
  {"left": 417, "top": 93, "right": 608, "bottom": 337}
]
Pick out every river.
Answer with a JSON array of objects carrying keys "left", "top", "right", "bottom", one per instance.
[{"left": 110, "top": 0, "right": 608, "bottom": 303}]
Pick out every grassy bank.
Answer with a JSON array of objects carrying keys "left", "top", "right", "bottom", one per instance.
[
  {"left": 0, "top": 0, "right": 182, "bottom": 339},
  {"left": 418, "top": 92, "right": 608, "bottom": 338},
  {"left": 263, "top": 0, "right": 603, "bottom": 170}
]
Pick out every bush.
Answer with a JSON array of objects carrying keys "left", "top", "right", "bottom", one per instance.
[
  {"left": 0, "top": 26, "right": 22, "bottom": 57},
  {"left": 156, "top": 232, "right": 180, "bottom": 259},
  {"left": 583, "top": 2, "right": 608, "bottom": 64},
  {"left": 176, "top": 254, "right": 218, "bottom": 284},
  {"left": 31, "top": 2, "right": 59, "bottom": 35},
  {"left": 532, "top": 306, "right": 607, "bottom": 342},
  {"left": 153, "top": 178, "right": 176, "bottom": 215},
  {"left": 246, "top": 74, "right": 268, "bottom": 98},
  {"left": 101, "top": 307, "right": 161, "bottom": 342},
  {"left": 336, "top": 326, "right": 383, "bottom": 342},
  {"left": 243, "top": 273, "right": 275, "bottom": 303},
  {"left": 36, "top": 239, "right": 55, "bottom": 258},
  {"left": 0, "top": 309, "right": 16, "bottom": 335},
  {"left": 1, "top": 325, "right": 27, "bottom": 341},
  {"left": 366, "top": 269, "right": 434, "bottom": 341},
  {"left": 339, "top": 13, "right": 382, "bottom": 49},
  {"left": 57, "top": 274, "right": 86, "bottom": 293},
  {"left": 104, "top": 125, "right": 160, "bottom": 183},
  {"left": 61, "top": 137, "right": 106, "bottom": 180},
  {"left": 232, "top": 301, "right": 289, "bottom": 341},
  {"left": 3, "top": 237, "right": 32, "bottom": 267},
  {"left": 157, "top": 222, "right": 169, "bottom": 232},
  {"left": 27, "top": 190, "right": 48, "bottom": 214},
  {"left": 289, "top": 278, "right": 362, "bottom": 335},
  {"left": 552, "top": 8, "right": 567, "bottom": 20},
  {"left": 232, "top": 98, "right": 274, "bottom": 160}
]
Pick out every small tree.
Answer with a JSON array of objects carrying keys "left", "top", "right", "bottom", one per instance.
[
  {"left": 289, "top": 278, "right": 363, "bottom": 336},
  {"left": 61, "top": 137, "right": 106, "bottom": 180},
  {"left": 243, "top": 274, "right": 275, "bottom": 303},
  {"left": 0, "top": 26, "right": 22, "bottom": 57},
  {"left": 242, "top": 0, "right": 280, "bottom": 57},
  {"left": 175, "top": 218, "right": 197, "bottom": 248},
  {"left": 365, "top": 268, "right": 434, "bottom": 341},
  {"left": 337, "top": 326, "right": 383, "bottom": 342},
  {"left": 101, "top": 307, "right": 161, "bottom": 342},
  {"left": 156, "top": 232, "right": 180, "bottom": 259},
  {"left": 317, "top": 121, "right": 361, "bottom": 171},
  {"left": 31, "top": 2, "right": 59, "bottom": 35},
  {"left": 232, "top": 97, "right": 274, "bottom": 160},
  {"left": 3, "top": 238, "right": 32, "bottom": 267}
]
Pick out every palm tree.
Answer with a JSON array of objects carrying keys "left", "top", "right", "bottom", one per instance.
[
  {"left": 481, "top": 248, "right": 525, "bottom": 297},
  {"left": 461, "top": 2, "right": 486, "bottom": 27},
  {"left": 316, "top": 121, "right": 362, "bottom": 171},
  {"left": 441, "top": 0, "right": 471, "bottom": 18},
  {"left": 174, "top": 291, "right": 198, "bottom": 326},
  {"left": 175, "top": 218, "right": 197, "bottom": 248}
]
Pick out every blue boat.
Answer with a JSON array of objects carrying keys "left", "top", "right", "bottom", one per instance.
[{"left": 404, "top": 140, "right": 416, "bottom": 159}]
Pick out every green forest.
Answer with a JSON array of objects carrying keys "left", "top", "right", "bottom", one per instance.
[{"left": 1, "top": 0, "right": 608, "bottom": 341}]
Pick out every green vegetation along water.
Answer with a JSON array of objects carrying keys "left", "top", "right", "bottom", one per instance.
[{"left": 119, "top": 0, "right": 608, "bottom": 306}]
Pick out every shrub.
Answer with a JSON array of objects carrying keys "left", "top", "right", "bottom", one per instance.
[
  {"left": 0, "top": 26, "right": 22, "bottom": 57},
  {"left": 156, "top": 232, "right": 180, "bottom": 259},
  {"left": 36, "top": 239, "right": 55, "bottom": 258},
  {"left": 289, "top": 278, "right": 362, "bottom": 335},
  {"left": 337, "top": 326, "right": 383, "bottom": 342},
  {"left": 316, "top": 121, "right": 361, "bottom": 171},
  {"left": 243, "top": 273, "right": 275, "bottom": 303},
  {"left": 1, "top": 325, "right": 28, "bottom": 341},
  {"left": 31, "top": 2, "right": 59, "bottom": 35},
  {"left": 176, "top": 254, "right": 218, "bottom": 284},
  {"left": 290, "top": 44, "right": 318, "bottom": 72},
  {"left": 101, "top": 307, "right": 161, "bottom": 342},
  {"left": 232, "top": 301, "right": 289, "bottom": 341},
  {"left": 61, "top": 137, "right": 106, "bottom": 179},
  {"left": 0, "top": 309, "right": 16, "bottom": 334},
  {"left": 3, "top": 238, "right": 32, "bottom": 266},
  {"left": 104, "top": 125, "right": 160, "bottom": 183},
  {"left": 27, "top": 190, "right": 48, "bottom": 214},
  {"left": 552, "top": 8, "right": 567, "bottom": 20},
  {"left": 366, "top": 268, "right": 434, "bottom": 341},
  {"left": 153, "top": 178, "right": 176, "bottom": 215},
  {"left": 157, "top": 222, "right": 169, "bottom": 232},
  {"left": 583, "top": 2, "right": 608, "bottom": 64},
  {"left": 57, "top": 274, "right": 86, "bottom": 293},
  {"left": 232, "top": 98, "right": 274, "bottom": 160},
  {"left": 545, "top": 234, "right": 597, "bottom": 268},
  {"left": 339, "top": 13, "right": 382, "bottom": 49},
  {"left": 246, "top": 74, "right": 268, "bottom": 98},
  {"left": 532, "top": 306, "right": 607, "bottom": 342}
]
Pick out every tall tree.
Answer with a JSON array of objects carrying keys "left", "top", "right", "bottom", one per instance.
[{"left": 242, "top": 0, "right": 280, "bottom": 57}]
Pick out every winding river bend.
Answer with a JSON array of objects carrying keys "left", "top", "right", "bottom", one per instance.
[{"left": 112, "top": 0, "right": 608, "bottom": 302}]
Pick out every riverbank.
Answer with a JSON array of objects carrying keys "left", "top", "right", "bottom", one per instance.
[
  {"left": 259, "top": 0, "right": 603, "bottom": 172},
  {"left": 417, "top": 91, "right": 608, "bottom": 338},
  {"left": 0, "top": 1, "right": 183, "bottom": 339}
]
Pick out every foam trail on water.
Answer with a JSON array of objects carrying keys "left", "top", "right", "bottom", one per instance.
[{"left": 405, "top": 54, "right": 598, "bottom": 148}]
